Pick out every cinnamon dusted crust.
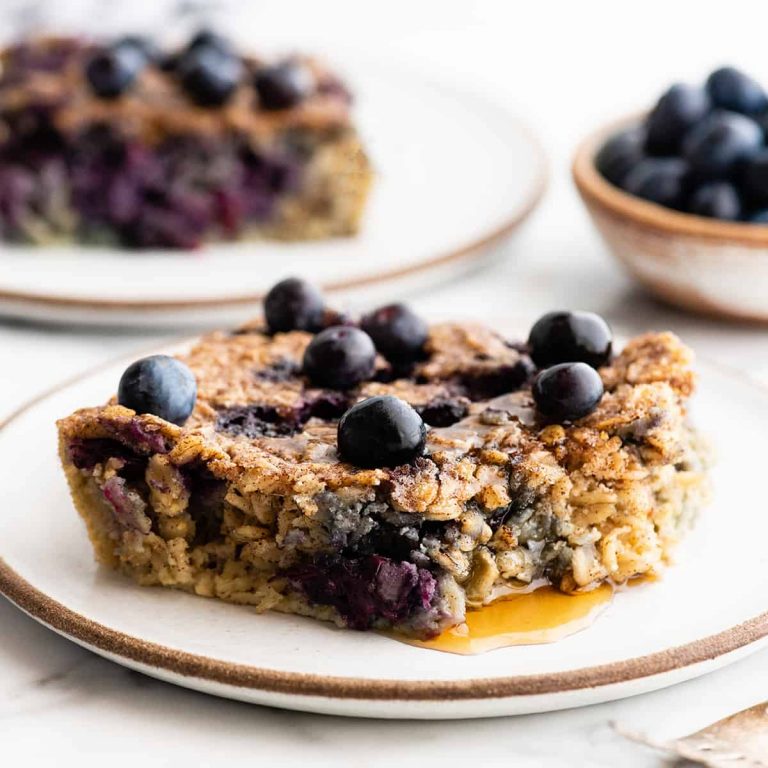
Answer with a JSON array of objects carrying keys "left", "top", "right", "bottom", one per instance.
[
  {"left": 0, "top": 36, "right": 372, "bottom": 247},
  {"left": 57, "top": 322, "right": 710, "bottom": 638}
]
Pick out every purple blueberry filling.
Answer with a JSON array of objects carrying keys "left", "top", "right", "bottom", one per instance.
[
  {"left": 460, "top": 357, "right": 536, "bottom": 400},
  {"left": 67, "top": 435, "right": 461, "bottom": 635},
  {"left": 216, "top": 404, "right": 304, "bottom": 438},
  {"left": 95, "top": 415, "right": 169, "bottom": 455},
  {"left": 68, "top": 437, "right": 132, "bottom": 470},
  {"left": 2, "top": 39, "right": 86, "bottom": 79},
  {"left": 253, "top": 358, "right": 302, "bottom": 382},
  {"left": 300, "top": 390, "right": 351, "bottom": 421},
  {"left": 0, "top": 119, "right": 303, "bottom": 248},
  {"left": 215, "top": 391, "right": 350, "bottom": 438},
  {"left": 102, "top": 475, "right": 150, "bottom": 533},
  {"left": 289, "top": 554, "right": 438, "bottom": 632},
  {"left": 415, "top": 397, "right": 469, "bottom": 427}
]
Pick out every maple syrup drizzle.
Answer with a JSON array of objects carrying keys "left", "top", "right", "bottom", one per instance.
[{"left": 393, "top": 583, "right": 616, "bottom": 655}]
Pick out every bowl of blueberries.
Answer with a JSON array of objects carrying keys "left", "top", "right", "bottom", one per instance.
[{"left": 573, "top": 66, "right": 768, "bottom": 322}]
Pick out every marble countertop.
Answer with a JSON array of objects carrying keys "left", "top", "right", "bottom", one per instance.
[{"left": 3, "top": 1, "right": 768, "bottom": 764}]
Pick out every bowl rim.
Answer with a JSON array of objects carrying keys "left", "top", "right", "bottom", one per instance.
[{"left": 572, "top": 113, "right": 768, "bottom": 246}]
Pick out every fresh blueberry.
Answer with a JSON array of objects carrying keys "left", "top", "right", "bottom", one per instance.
[
  {"left": 337, "top": 395, "right": 426, "bottom": 468},
  {"left": 706, "top": 67, "right": 768, "bottom": 115},
  {"left": 595, "top": 128, "right": 646, "bottom": 187},
  {"left": 159, "top": 51, "right": 181, "bottom": 72},
  {"left": 303, "top": 326, "right": 376, "bottom": 389},
  {"left": 85, "top": 46, "right": 144, "bottom": 99},
  {"left": 264, "top": 277, "right": 325, "bottom": 333},
  {"left": 178, "top": 45, "right": 243, "bottom": 107},
  {"left": 532, "top": 362, "right": 604, "bottom": 422},
  {"left": 528, "top": 311, "right": 612, "bottom": 369},
  {"left": 740, "top": 148, "right": 768, "bottom": 205},
  {"left": 682, "top": 110, "right": 762, "bottom": 179},
  {"left": 117, "top": 355, "right": 197, "bottom": 426},
  {"left": 688, "top": 181, "right": 741, "bottom": 220},
  {"left": 645, "top": 83, "right": 710, "bottom": 155},
  {"left": 255, "top": 61, "right": 314, "bottom": 110},
  {"left": 622, "top": 158, "right": 690, "bottom": 209},
  {"left": 360, "top": 303, "right": 428, "bottom": 364},
  {"left": 186, "top": 29, "right": 234, "bottom": 57},
  {"left": 114, "top": 35, "right": 160, "bottom": 64},
  {"left": 748, "top": 208, "right": 768, "bottom": 223},
  {"left": 755, "top": 112, "right": 768, "bottom": 142}
]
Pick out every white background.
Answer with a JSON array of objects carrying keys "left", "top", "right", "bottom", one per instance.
[{"left": 2, "top": 1, "right": 768, "bottom": 764}]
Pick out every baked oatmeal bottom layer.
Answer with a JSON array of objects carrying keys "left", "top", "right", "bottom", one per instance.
[{"left": 59, "top": 423, "right": 709, "bottom": 639}]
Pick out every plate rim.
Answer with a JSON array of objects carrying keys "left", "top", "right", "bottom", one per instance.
[
  {"left": 0, "top": 68, "right": 548, "bottom": 313},
  {"left": 2, "top": 358, "right": 766, "bottom": 703}
]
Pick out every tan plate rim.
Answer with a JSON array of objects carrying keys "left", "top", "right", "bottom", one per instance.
[
  {"left": 572, "top": 113, "right": 768, "bottom": 247},
  {"left": 1, "top": 355, "right": 767, "bottom": 702},
  {"left": 0, "top": 116, "right": 547, "bottom": 312}
]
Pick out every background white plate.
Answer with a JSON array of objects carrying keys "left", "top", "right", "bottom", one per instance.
[
  {"left": 0, "top": 57, "right": 546, "bottom": 327},
  {"left": 0, "top": 343, "right": 767, "bottom": 719}
]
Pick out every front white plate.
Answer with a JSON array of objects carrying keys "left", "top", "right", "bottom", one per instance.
[
  {"left": 0, "top": 58, "right": 546, "bottom": 327},
  {"left": 1, "top": 349, "right": 766, "bottom": 719}
]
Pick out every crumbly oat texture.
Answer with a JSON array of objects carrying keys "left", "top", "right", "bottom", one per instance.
[
  {"left": 0, "top": 37, "right": 372, "bottom": 248},
  {"left": 57, "top": 321, "right": 710, "bottom": 638}
]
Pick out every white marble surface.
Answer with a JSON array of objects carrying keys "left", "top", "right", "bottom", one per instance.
[{"left": 3, "top": 0, "right": 768, "bottom": 764}]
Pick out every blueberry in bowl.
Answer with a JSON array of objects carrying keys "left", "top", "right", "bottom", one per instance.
[
  {"left": 582, "top": 66, "right": 768, "bottom": 222},
  {"left": 622, "top": 157, "right": 690, "bottom": 210},
  {"left": 645, "top": 84, "right": 710, "bottom": 155},
  {"left": 573, "top": 64, "right": 768, "bottom": 322}
]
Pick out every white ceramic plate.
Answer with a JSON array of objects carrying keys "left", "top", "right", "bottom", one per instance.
[
  {"left": 1, "top": 343, "right": 768, "bottom": 719},
  {"left": 0, "top": 58, "right": 546, "bottom": 327}
]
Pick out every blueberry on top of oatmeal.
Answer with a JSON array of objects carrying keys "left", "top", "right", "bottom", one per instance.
[
  {"left": 185, "top": 29, "right": 235, "bottom": 58},
  {"left": 255, "top": 60, "right": 314, "bottom": 110},
  {"left": 302, "top": 326, "right": 376, "bottom": 389},
  {"left": 532, "top": 361, "right": 604, "bottom": 422},
  {"left": 264, "top": 277, "right": 325, "bottom": 334},
  {"left": 117, "top": 355, "right": 197, "bottom": 425},
  {"left": 338, "top": 395, "right": 427, "bottom": 468},
  {"left": 114, "top": 35, "right": 160, "bottom": 65},
  {"left": 528, "top": 311, "right": 612, "bottom": 369},
  {"left": 85, "top": 45, "right": 144, "bottom": 98},
  {"left": 178, "top": 43, "right": 243, "bottom": 107},
  {"left": 361, "top": 303, "right": 428, "bottom": 364}
]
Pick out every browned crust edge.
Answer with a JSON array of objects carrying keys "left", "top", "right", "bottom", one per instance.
[
  {"left": 0, "top": 119, "right": 548, "bottom": 313},
  {"left": 572, "top": 112, "right": 768, "bottom": 246},
  {"left": 1, "top": 354, "right": 767, "bottom": 702}
]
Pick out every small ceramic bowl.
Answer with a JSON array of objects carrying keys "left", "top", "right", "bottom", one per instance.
[{"left": 572, "top": 116, "right": 768, "bottom": 323}]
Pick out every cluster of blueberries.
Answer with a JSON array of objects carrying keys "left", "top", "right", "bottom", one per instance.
[
  {"left": 117, "top": 279, "right": 613, "bottom": 469},
  {"left": 597, "top": 66, "right": 768, "bottom": 222},
  {"left": 85, "top": 30, "right": 313, "bottom": 110}
]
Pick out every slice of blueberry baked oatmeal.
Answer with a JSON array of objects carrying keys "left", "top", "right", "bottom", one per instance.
[
  {"left": 0, "top": 34, "right": 371, "bottom": 249},
  {"left": 57, "top": 280, "right": 710, "bottom": 638}
]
